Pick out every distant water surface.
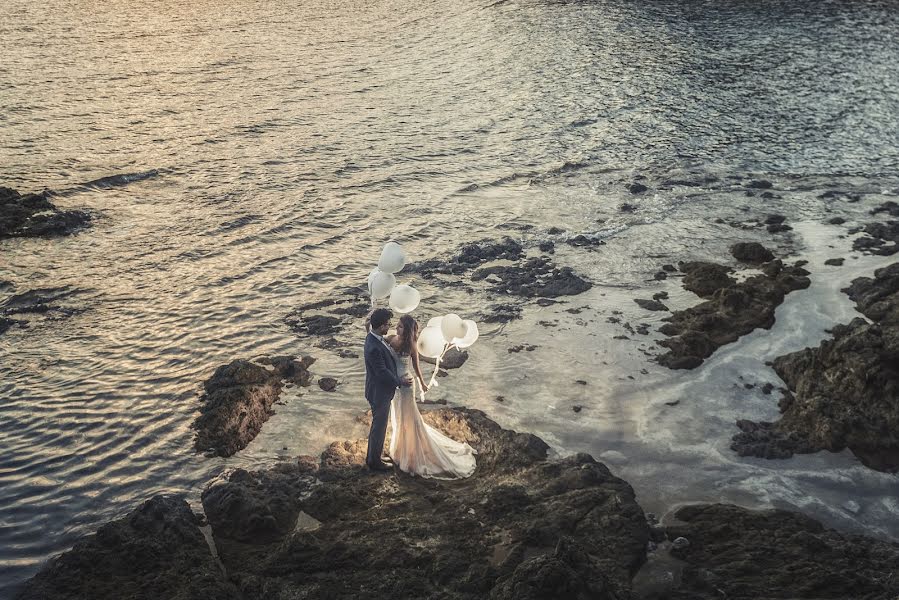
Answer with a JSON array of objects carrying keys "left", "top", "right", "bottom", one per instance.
[{"left": 2, "top": 0, "right": 899, "bottom": 594}]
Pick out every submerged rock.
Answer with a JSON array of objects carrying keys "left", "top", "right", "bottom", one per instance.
[
  {"left": 421, "top": 346, "right": 469, "bottom": 369},
  {"left": 0, "top": 187, "right": 91, "bottom": 239},
  {"left": 732, "top": 263, "right": 899, "bottom": 471},
  {"left": 658, "top": 259, "right": 810, "bottom": 369},
  {"left": 853, "top": 221, "right": 899, "bottom": 256},
  {"left": 472, "top": 257, "right": 591, "bottom": 298},
  {"left": 410, "top": 237, "right": 525, "bottom": 276},
  {"left": 192, "top": 356, "right": 314, "bottom": 457},
  {"left": 201, "top": 408, "right": 650, "bottom": 600},
  {"left": 16, "top": 495, "right": 240, "bottom": 600},
  {"left": 665, "top": 504, "right": 899, "bottom": 599}
]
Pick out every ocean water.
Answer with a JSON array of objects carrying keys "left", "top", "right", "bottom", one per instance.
[{"left": 2, "top": 0, "right": 899, "bottom": 594}]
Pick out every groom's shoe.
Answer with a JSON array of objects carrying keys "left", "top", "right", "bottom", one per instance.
[
  {"left": 379, "top": 455, "right": 394, "bottom": 465},
  {"left": 368, "top": 461, "right": 393, "bottom": 472}
]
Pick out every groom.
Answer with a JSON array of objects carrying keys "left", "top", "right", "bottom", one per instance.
[{"left": 364, "top": 308, "right": 412, "bottom": 471}]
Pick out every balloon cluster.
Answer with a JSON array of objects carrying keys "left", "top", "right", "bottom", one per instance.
[
  {"left": 367, "top": 242, "right": 421, "bottom": 314},
  {"left": 416, "top": 313, "right": 480, "bottom": 394}
]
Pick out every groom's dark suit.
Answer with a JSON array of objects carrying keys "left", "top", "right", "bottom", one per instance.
[{"left": 364, "top": 331, "right": 401, "bottom": 467}]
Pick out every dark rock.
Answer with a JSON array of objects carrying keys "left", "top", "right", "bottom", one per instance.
[
  {"left": 0, "top": 187, "right": 91, "bottom": 239},
  {"left": 761, "top": 382, "right": 774, "bottom": 395},
  {"left": 575, "top": 380, "right": 587, "bottom": 385},
  {"left": 16, "top": 495, "right": 240, "bottom": 600},
  {"left": 535, "top": 298, "right": 558, "bottom": 307},
  {"left": 285, "top": 314, "right": 341, "bottom": 336},
  {"left": 572, "top": 405, "right": 583, "bottom": 413},
  {"left": 421, "top": 347, "right": 469, "bottom": 369},
  {"left": 508, "top": 344, "right": 538, "bottom": 353},
  {"left": 619, "top": 203, "right": 636, "bottom": 213},
  {"left": 679, "top": 262, "right": 736, "bottom": 298},
  {"left": 852, "top": 221, "right": 899, "bottom": 256},
  {"left": 747, "top": 180, "right": 773, "bottom": 189},
  {"left": 763, "top": 214, "right": 786, "bottom": 225},
  {"left": 766, "top": 222, "right": 793, "bottom": 233},
  {"left": 828, "top": 216, "right": 847, "bottom": 225},
  {"left": 634, "top": 299, "right": 668, "bottom": 312},
  {"left": 664, "top": 504, "right": 899, "bottom": 600},
  {"left": 567, "top": 235, "right": 605, "bottom": 248},
  {"left": 658, "top": 261, "right": 810, "bottom": 370},
  {"left": 653, "top": 271, "right": 668, "bottom": 280},
  {"left": 628, "top": 182, "right": 649, "bottom": 194},
  {"left": 410, "top": 237, "right": 524, "bottom": 276},
  {"left": 483, "top": 303, "right": 522, "bottom": 324},
  {"left": 730, "top": 242, "right": 774, "bottom": 264},
  {"left": 538, "top": 241, "right": 555, "bottom": 253},
  {"left": 473, "top": 257, "right": 591, "bottom": 298},
  {"left": 318, "top": 377, "right": 338, "bottom": 392},
  {"left": 652, "top": 291, "right": 669, "bottom": 301},
  {"left": 662, "top": 264, "right": 677, "bottom": 272},
  {"left": 844, "top": 262, "right": 899, "bottom": 325},
  {"left": 825, "top": 258, "right": 845, "bottom": 266},
  {"left": 201, "top": 409, "right": 651, "bottom": 600},
  {"left": 872, "top": 201, "right": 899, "bottom": 217},
  {"left": 547, "top": 227, "right": 565, "bottom": 235},
  {"left": 192, "top": 356, "right": 314, "bottom": 457}
]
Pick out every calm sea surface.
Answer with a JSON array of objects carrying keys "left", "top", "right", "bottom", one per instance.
[{"left": 2, "top": 0, "right": 899, "bottom": 594}]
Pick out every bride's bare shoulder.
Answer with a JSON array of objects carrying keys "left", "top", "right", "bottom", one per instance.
[{"left": 386, "top": 334, "right": 400, "bottom": 348}]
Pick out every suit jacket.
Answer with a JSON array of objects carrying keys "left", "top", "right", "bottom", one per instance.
[{"left": 364, "top": 332, "right": 401, "bottom": 406}]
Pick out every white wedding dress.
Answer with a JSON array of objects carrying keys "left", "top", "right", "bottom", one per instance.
[{"left": 388, "top": 349, "right": 477, "bottom": 479}]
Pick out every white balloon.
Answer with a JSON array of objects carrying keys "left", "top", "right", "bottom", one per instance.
[
  {"left": 453, "top": 320, "right": 479, "bottom": 348},
  {"left": 367, "top": 267, "right": 380, "bottom": 294},
  {"left": 440, "top": 313, "right": 467, "bottom": 342},
  {"left": 369, "top": 269, "right": 396, "bottom": 299},
  {"left": 389, "top": 284, "right": 420, "bottom": 314},
  {"left": 427, "top": 316, "right": 443, "bottom": 328},
  {"left": 378, "top": 242, "right": 407, "bottom": 274},
  {"left": 417, "top": 325, "right": 445, "bottom": 358}
]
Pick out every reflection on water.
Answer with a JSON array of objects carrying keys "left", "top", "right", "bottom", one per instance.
[{"left": 3, "top": 0, "right": 899, "bottom": 593}]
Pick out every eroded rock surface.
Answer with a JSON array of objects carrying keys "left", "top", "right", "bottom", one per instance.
[
  {"left": 192, "top": 356, "right": 314, "bottom": 457},
  {"left": 1, "top": 187, "right": 90, "bottom": 239},
  {"left": 664, "top": 504, "right": 899, "bottom": 600},
  {"left": 201, "top": 408, "right": 650, "bottom": 599},
  {"left": 16, "top": 495, "right": 240, "bottom": 600},
  {"left": 731, "top": 263, "right": 899, "bottom": 471},
  {"left": 657, "top": 259, "right": 810, "bottom": 369}
]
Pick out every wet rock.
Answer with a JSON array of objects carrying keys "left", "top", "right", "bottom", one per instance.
[
  {"left": 16, "top": 495, "right": 240, "bottom": 600},
  {"left": 410, "top": 237, "right": 524, "bottom": 276},
  {"left": 547, "top": 226, "right": 565, "bottom": 235},
  {"left": 671, "top": 537, "right": 689, "bottom": 550},
  {"left": 664, "top": 503, "right": 899, "bottom": 600},
  {"left": 285, "top": 313, "right": 341, "bottom": 336},
  {"left": 0, "top": 187, "right": 91, "bottom": 239},
  {"left": 730, "top": 242, "right": 774, "bottom": 264},
  {"left": 567, "top": 234, "right": 605, "bottom": 248},
  {"left": 201, "top": 408, "right": 651, "bottom": 600},
  {"left": 661, "top": 264, "right": 676, "bottom": 272},
  {"left": 192, "top": 356, "right": 314, "bottom": 457},
  {"left": 318, "top": 377, "right": 338, "bottom": 392},
  {"left": 628, "top": 182, "right": 649, "bottom": 194},
  {"left": 472, "top": 257, "right": 591, "bottom": 298},
  {"left": 825, "top": 257, "right": 845, "bottom": 266},
  {"left": 508, "top": 344, "right": 538, "bottom": 353},
  {"left": 761, "top": 382, "right": 774, "bottom": 395},
  {"left": 653, "top": 271, "right": 668, "bottom": 280},
  {"left": 852, "top": 221, "right": 899, "bottom": 256},
  {"left": 679, "top": 262, "right": 736, "bottom": 298},
  {"left": 652, "top": 291, "right": 669, "bottom": 301},
  {"left": 844, "top": 262, "right": 899, "bottom": 325},
  {"left": 538, "top": 240, "right": 555, "bottom": 253},
  {"left": 658, "top": 260, "right": 810, "bottom": 370},
  {"left": 747, "top": 180, "right": 773, "bottom": 189},
  {"left": 828, "top": 216, "right": 847, "bottom": 225},
  {"left": 763, "top": 214, "right": 786, "bottom": 225},
  {"left": 483, "top": 303, "right": 522, "bottom": 324},
  {"left": 842, "top": 500, "right": 861, "bottom": 515},
  {"left": 634, "top": 298, "right": 668, "bottom": 312},
  {"left": 734, "top": 264, "right": 899, "bottom": 470},
  {"left": 619, "top": 203, "right": 637, "bottom": 213},
  {"left": 421, "top": 347, "right": 469, "bottom": 369},
  {"left": 572, "top": 405, "right": 583, "bottom": 413},
  {"left": 872, "top": 201, "right": 899, "bottom": 217},
  {"left": 767, "top": 222, "right": 793, "bottom": 233}
]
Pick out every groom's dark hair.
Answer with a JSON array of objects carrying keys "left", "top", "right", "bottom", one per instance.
[{"left": 369, "top": 308, "right": 392, "bottom": 329}]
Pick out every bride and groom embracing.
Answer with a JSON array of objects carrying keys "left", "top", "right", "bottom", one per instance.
[{"left": 363, "top": 307, "right": 477, "bottom": 478}]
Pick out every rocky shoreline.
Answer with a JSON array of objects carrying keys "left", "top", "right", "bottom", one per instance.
[{"left": 17, "top": 408, "right": 899, "bottom": 599}]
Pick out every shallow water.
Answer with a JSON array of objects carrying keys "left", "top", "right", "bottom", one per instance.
[{"left": 3, "top": 0, "right": 899, "bottom": 594}]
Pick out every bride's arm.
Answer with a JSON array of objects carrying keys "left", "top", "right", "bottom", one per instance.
[{"left": 411, "top": 347, "right": 428, "bottom": 392}]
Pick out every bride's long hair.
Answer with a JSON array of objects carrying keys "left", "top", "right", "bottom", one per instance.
[{"left": 397, "top": 314, "right": 419, "bottom": 356}]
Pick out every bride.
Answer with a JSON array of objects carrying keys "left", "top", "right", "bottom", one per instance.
[{"left": 385, "top": 314, "right": 477, "bottom": 479}]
